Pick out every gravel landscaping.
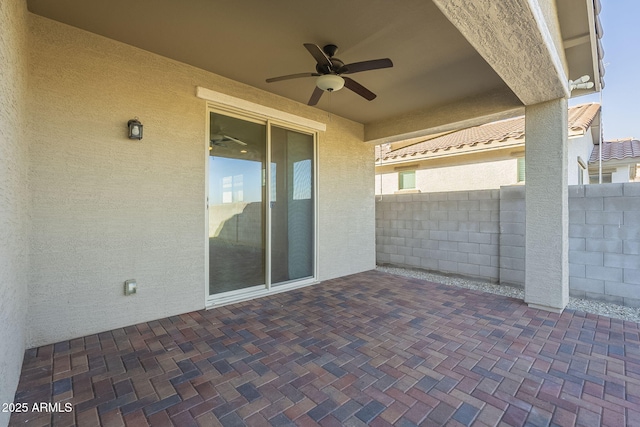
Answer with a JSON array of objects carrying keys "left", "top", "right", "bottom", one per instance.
[{"left": 377, "top": 265, "right": 640, "bottom": 323}]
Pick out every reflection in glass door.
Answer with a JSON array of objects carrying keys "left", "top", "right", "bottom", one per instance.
[
  {"left": 270, "top": 126, "right": 314, "bottom": 284},
  {"left": 207, "top": 110, "right": 316, "bottom": 299},
  {"left": 208, "top": 112, "right": 266, "bottom": 295}
]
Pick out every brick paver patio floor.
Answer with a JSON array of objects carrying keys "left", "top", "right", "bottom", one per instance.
[{"left": 10, "top": 270, "right": 640, "bottom": 426}]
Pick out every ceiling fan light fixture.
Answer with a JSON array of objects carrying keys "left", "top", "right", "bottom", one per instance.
[{"left": 316, "top": 74, "right": 345, "bottom": 92}]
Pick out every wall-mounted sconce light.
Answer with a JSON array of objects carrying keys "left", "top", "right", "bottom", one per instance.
[{"left": 127, "top": 118, "right": 143, "bottom": 140}]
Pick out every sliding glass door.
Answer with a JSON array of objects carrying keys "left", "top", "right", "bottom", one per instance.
[
  {"left": 208, "top": 112, "right": 266, "bottom": 295},
  {"left": 270, "top": 126, "right": 314, "bottom": 284},
  {"left": 207, "top": 111, "right": 315, "bottom": 298}
]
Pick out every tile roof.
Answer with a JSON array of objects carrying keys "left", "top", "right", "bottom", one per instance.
[
  {"left": 589, "top": 138, "right": 640, "bottom": 163},
  {"left": 377, "top": 103, "right": 601, "bottom": 161}
]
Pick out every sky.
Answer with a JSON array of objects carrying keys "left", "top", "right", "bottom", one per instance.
[{"left": 568, "top": 0, "right": 640, "bottom": 141}]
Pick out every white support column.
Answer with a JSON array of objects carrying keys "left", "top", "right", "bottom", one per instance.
[{"left": 524, "top": 98, "right": 569, "bottom": 312}]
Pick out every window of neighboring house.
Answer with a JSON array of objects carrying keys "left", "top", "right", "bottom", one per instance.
[
  {"left": 398, "top": 170, "right": 416, "bottom": 190},
  {"left": 517, "top": 157, "right": 525, "bottom": 182},
  {"left": 589, "top": 173, "right": 612, "bottom": 184}
]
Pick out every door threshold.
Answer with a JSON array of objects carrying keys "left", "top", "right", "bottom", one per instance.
[{"left": 206, "top": 279, "right": 319, "bottom": 309}]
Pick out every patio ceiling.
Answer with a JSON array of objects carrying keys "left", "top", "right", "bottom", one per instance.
[{"left": 27, "top": 0, "right": 602, "bottom": 141}]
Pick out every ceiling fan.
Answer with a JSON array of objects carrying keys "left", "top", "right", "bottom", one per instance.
[
  {"left": 210, "top": 134, "right": 247, "bottom": 148},
  {"left": 210, "top": 122, "right": 249, "bottom": 149},
  {"left": 266, "top": 43, "right": 393, "bottom": 106},
  {"left": 210, "top": 134, "right": 250, "bottom": 156}
]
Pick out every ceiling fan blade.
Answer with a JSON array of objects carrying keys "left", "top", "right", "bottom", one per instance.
[
  {"left": 343, "top": 77, "right": 377, "bottom": 101},
  {"left": 304, "top": 43, "right": 332, "bottom": 68},
  {"left": 266, "top": 72, "right": 319, "bottom": 83},
  {"left": 308, "top": 86, "right": 324, "bottom": 106},
  {"left": 223, "top": 135, "right": 247, "bottom": 146},
  {"left": 210, "top": 139, "right": 227, "bottom": 148},
  {"left": 340, "top": 58, "right": 393, "bottom": 74}
]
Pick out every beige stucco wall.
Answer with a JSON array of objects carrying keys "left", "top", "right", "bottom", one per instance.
[
  {"left": 567, "top": 133, "right": 594, "bottom": 185},
  {"left": 0, "top": 1, "right": 29, "bottom": 424},
  {"left": 612, "top": 166, "right": 631, "bottom": 183},
  {"left": 376, "top": 159, "right": 519, "bottom": 194},
  {"left": 318, "top": 118, "right": 376, "bottom": 279},
  {"left": 27, "top": 14, "right": 373, "bottom": 347},
  {"left": 416, "top": 160, "right": 519, "bottom": 192},
  {"left": 525, "top": 98, "right": 569, "bottom": 311}
]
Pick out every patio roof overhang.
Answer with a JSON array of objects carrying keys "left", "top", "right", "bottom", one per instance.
[{"left": 27, "top": 0, "right": 602, "bottom": 143}]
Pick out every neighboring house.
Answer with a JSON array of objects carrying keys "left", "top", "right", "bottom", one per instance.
[
  {"left": 376, "top": 103, "right": 602, "bottom": 194},
  {"left": 589, "top": 138, "right": 640, "bottom": 183}
]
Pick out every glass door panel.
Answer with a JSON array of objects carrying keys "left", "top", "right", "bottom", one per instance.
[
  {"left": 270, "top": 126, "right": 314, "bottom": 284},
  {"left": 208, "top": 112, "right": 266, "bottom": 295}
]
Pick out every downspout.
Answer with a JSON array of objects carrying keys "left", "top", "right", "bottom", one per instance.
[
  {"left": 599, "top": 91, "right": 603, "bottom": 184},
  {"left": 598, "top": 134, "right": 602, "bottom": 183},
  {"left": 376, "top": 145, "right": 383, "bottom": 201}
]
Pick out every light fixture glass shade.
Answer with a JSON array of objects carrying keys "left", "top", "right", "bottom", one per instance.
[
  {"left": 316, "top": 74, "right": 345, "bottom": 92},
  {"left": 127, "top": 119, "right": 143, "bottom": 140}
]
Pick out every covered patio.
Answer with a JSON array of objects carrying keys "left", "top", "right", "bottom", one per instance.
[
  {"left": 2, "top": 1, "right": 610, "bottom": 425},
  {"left": 11, "top": 271, "right": 639, "bottom": 426}
]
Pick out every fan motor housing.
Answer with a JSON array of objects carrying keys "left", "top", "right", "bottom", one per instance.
[
  {"left": 317, "top": 59, "right": 344, "bottom": 75},
  {"left": 316, "top": 63, "right": 331, "bottom": 74},
  {"left": 323, "top": 44, "right": 339, "bottom": 57}
]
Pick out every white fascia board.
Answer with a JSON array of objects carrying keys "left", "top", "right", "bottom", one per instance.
[{"left": 196, "top": 86, "right": 326, "bottom": 132}]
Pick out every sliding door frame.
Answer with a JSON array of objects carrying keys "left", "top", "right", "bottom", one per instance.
[
  {"left": 204, "top": 100, "right": 320, "bottom": 308},
  {"left": 267, "top": 120, "right": 319, "bottom": 288}
]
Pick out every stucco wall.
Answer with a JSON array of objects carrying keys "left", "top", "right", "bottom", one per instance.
[
  {"left": 612, "top": 166, "right": 631, "bottom": 183},
  {"left": 376, "top": 158, "right": 518, "bottom": 194},
  {"left": 567, "top": 133, "right": 593, "bottom": 185},
  {"left": 27, "top": 14, "right": 372, "bottom": 347},
  {"left": 376, "top": 159, "right": 518, "bottom": 194},
  {"left": 414, "top": 160, "right": 519, "bottom": 192},
  {"left": 319, "top": 118, "right": 375, "bottom": 279},
  {"left": 0, "top": 1, "right": 29, "bottom": 425},
  {"left": 376, "top": 171, "right": 398, "bottom": 195}
]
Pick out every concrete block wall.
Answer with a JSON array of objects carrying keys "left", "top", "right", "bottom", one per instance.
[
  {"left": 498, "top": 186, "right": 526, "bottom": 285},
  {"left": 376, "top": 183, "right": 640, "bottom": 307},
  {"left": 376, "top": 190, "right": 501, "bottom": 281},
  {"left": 569, "top": 183, "right": 640, "bottom": 307}
]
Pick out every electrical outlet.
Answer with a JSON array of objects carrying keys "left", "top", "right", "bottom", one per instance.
[{"left": 124, "top": 279, "right": 137, "bottom": 295}]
